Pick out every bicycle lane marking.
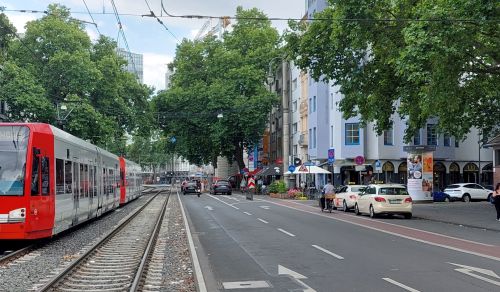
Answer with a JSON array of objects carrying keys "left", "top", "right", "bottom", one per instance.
[{"left": 256, "top": 197, "right": 500, "bottom": 262}]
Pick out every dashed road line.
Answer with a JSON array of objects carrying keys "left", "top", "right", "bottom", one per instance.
[
  {"left": 207, "top": 194, "right": 240, "bottom": 210},
  {"left": 277, "top": 228, "right": 296, "bottom": 237},
  {"left": 382, "top": 278, "right": 420, "bottom": 292},
  {"left": 257, "top": 218, "right": 269, "bottom": 224},
  {"left": 243, "top": 211, "right": 252, "bottom": 216},
  {"left": 311, "top": 245, "right": 344, "bottom": 260}
]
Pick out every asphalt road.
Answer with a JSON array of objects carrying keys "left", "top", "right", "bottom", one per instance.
[{"left": 181, "top": 192, "right": 500, "bottom": 292}]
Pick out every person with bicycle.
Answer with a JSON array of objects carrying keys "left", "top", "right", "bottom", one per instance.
[{"left": 322, "top": 179, "right": 335, "bottom": 211}]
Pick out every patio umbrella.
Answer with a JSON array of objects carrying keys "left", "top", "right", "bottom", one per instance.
[{"left": 285, "top": 165, "right": 331, "bottom": 175}]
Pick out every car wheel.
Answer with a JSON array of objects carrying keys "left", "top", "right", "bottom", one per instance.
[
  {"left": 343, "top": 200, "right": 349, "bottom": 212},
  {"left": 462, "top": 194, "right": 471, "bottom": 202},
  {"left": 369, "top": 205, "right": 376, "bottom": 218},
  {"left": 228, "top": 192, "right": 232, "bottom": 196},
  {"left": 487, "top": 193, "right": 492, "bottom": 202},
  {"left": 404, "top": 213, "right": 412, "bottom": 219},
  {"left": 444, "top": 197, "right": 450, "bottom": 203},
  {"left": 354, "top": 204, "right": 361, "bottom": 216}
]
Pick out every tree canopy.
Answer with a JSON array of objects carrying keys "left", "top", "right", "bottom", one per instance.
[
  {"left": 154, "top": 7, "right": 280, "bottom": 169},
  {"left": 285, "top": 0, "right": 500, "bottom": 141},
  {"left": 0, "top": 4, "right": 153, "bottom": 154}
]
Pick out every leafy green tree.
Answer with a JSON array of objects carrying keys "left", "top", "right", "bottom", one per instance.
[
  {"left": 286, "top": 0, "right": 500, "bottom": 140},
  {"left": 154, "top": 7, "right": 280, "bottom": 169}
]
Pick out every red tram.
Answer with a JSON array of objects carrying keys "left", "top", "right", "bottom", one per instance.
[{"left": 0, "top": 123, "right": 143, "bottom": 240}]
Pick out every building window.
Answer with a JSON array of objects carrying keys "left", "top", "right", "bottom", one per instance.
[
  {"left": 383, "top": 127, "right": 394, "bottom": 145},
  {"left": 313, "top": 127, "right": 317, "bottom": 148},
  {"left": 293, "top": 145, "right": 298, "bottom": 157},
  {"left": 345, "top": 123, "right": 360, "bottom": 145},
  {"left": 330, "top": 125, "right": 334, "bottom": 147},
  {"left": 309, "top": 129, "right": 312, "bottom": 149},
  {"left": 292, "top": 123, "right": 298, "bottom": 134},
  {"left": 443, "top": 133, "right": 451, "bottom": 147},
  {"left": 292, "top": 101, "right": 297, "bottom": 112},
  {"left": 309, "top": 98, "right": 312, "bottom": 113},
  {"left": 427, "top": 124, "right": 437, "bottom": 146},
  {"left": 292, "top": 78, "right": 297, "bottom": 91},
  {"left": 455, "top": 137, "right": 459, "bottom": 148},
  {"left": 413, "top": 130, "right": 421, "bottom": 145},
  {"left": 313, "top": 96, "right": 316, "bottom": 112}
]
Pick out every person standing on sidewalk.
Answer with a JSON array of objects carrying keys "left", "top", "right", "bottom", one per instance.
[{"left": 493, "top": 183, "right": 500, "bottom": 221}]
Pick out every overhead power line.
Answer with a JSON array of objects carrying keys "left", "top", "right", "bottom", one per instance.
[
  {"left": 3, "top": 8, "right": 499, "bottom": 23},
  {"left": 82, "top": 0, "right": 102, "bottom": 35},
  {"left": 143, "top": 0, "right": 178, "bottom": 41},
  {"left": 109, "top": 0, "right": 139, "bottom": 80}
]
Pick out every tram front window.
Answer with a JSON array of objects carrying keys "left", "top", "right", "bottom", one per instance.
[{"left": 0, "top": 126, "right": 29, "bottom": 195}]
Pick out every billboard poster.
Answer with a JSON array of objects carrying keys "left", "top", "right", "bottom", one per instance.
[{"left": 407, "top": 151, "right": 433, "bottom": 201}]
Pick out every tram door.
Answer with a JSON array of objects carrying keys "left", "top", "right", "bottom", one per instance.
[
  {"left": 96, "top": 151, "right": 103, "bottom": 216},
  {"left": 72, "top": 160, "right": 80, "bottom": 225},
  {"left": 28, "top": 147, "right": 54, "bottom": 234}
]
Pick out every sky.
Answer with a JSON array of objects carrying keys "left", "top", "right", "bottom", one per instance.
[{"left": 1, "top": 0, "right": 306, "bottom": 91}]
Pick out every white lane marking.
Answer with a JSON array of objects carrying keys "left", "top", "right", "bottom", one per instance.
[
  {"left": 207, "top": 194, "right": 240, "bottom": 210},
  {"left": 258, "top": 198, "right": 500, "bottom": 262},
  {"left": 259, "top": 206, "right": 270, "bottom": 210},
  {"left": 278, "top": 265, "right": 316, "bottom": 292},
  {"left": 243, "top": 211, "right": 252, "bottom": 216},
  {"left": 257, "top": 218, "right": 269, "bottom": 224},
  {"left": 382, "top": 278, "right": 420, "bottom": 292},
  {"left": 177, "top": 193, "right": 207, "bottom": 292},
  {"left": 277, "top": 228, "right": 296, "bottom": 237},
  {"left": 448, "top": 262, "right": 500, "bottom": 287},
  {"left": 204, "top": 206, "right": 213, "bottom": 211},
  {"left": 222, "top": 281, "right": 271, "bottom": 289},
  {"left": 311, "top": 245, "right": 344, "bottom": 260}
]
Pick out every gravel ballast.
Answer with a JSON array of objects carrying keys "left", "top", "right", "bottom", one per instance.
[{"left": 0, "top": 193, "right": 154, "bottom": 292}]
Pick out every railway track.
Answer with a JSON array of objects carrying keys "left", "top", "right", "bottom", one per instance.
[
  {"left": 37, "top": 188, "right": 172, "bottom": 292},
  {"left": 0, "top": 244, "right": 35, "bottom": 265}
]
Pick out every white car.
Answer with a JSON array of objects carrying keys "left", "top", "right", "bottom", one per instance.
[
  {"left": 354, "top": 184, "right": 413, "bottom": 219},
  {"left": 443, "top": 183, "right": 493, "bottom": 202},
  {"left": 333, "top": 185, "right": 366, "bottom": 212}
]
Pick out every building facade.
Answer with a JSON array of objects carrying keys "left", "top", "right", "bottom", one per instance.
[{"left": 117, "top": 48, "right": 144, "bottom": 83}]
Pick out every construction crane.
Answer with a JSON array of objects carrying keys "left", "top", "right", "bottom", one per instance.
[{"left": 194, "top": 17, "right": 231, "bottom": 41}]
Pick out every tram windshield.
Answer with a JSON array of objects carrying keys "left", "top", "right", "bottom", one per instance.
[{"left": 0, "top": 126, "right": 29, "bottom": 196}]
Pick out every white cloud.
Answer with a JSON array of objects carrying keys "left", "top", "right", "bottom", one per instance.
[
  {"left": 142, "top": 52, "right": 174, "bottom": 91},
  {"left": 7, "top": 13, "right": 37, "bottom": 33},
  {"left": 85, "top": 27, "right": 99, "bottom": 42}
]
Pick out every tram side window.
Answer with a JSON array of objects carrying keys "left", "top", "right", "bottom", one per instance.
[
  {"left": 65, "top": 161, "right": 72, "bottom": 194},
  {"left": 89, "top": 166, "right": 94, "bottom": 198},
  {"left": 31, "top": 153, "right": 40, "bottom": 196},
  {"left": 41, "top": 157, "right": 49, "bottom": 196},
  {"left": 84, "top": 164, "right": 89, "bottom": 198},
  {"left": 103, "top": 168, "right": 107, "bottom": 196},
  {"left": 56, "top": 159, "right": 64, "bottom": 195},
  {"left": 80, "top": 164, "right": 85, "bottom": 198},
  {"left": 109, "top": 169, "right": 114, "bottom": 195}
]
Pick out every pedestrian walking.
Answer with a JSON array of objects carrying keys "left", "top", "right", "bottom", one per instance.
[{"left": 492, "top": 183, "right": 500, "bottom": 221}]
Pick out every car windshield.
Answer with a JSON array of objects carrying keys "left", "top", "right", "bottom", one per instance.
[
  {"left": 445, "top": 185, "right": 460, "bottom": 189},
  {"left": 0, "top": 126, "right": 30, "bottom": 196},
  {"left": 379, "top": 188, "right": 408, "bottom": 196}
]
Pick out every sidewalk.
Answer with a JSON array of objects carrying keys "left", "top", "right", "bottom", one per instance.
[{"left": 251, "top": 194, "right": 500, "bottom": 232}]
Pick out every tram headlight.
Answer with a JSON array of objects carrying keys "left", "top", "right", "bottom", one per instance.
[{"left": 8, "top": 208, "right": 26, "bottom": 222}]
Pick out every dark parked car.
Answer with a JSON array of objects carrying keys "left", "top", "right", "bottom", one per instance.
[
  {"left": 183, "top": 181, "right": 201, "bottom": 195},
  {"left": 212, "top": 180, "right": 232, "bottom": 195},
  {"left": 432, "top": 191, "right": 451, "bottom": 202}
]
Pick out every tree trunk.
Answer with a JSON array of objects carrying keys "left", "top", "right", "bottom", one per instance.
[{"left": 234, "top": 143, "right": 245, "bottom": 171}]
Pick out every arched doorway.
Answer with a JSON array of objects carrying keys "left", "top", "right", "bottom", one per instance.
[
  {"left": 433, "top": 162, "right": 446, "bottom": 191},
  {"left": 398, "top": 162, "right": 407, "bottom": 185},
  {"left": 382, "top": 161, "right": 395, "bottom": 183},
  {"left": 463, "top": 163, "right": 479, "bottom": 183},
  {"left": 481, "top": 163, "right": 493, "bottom": 186},
  {"left": 449, "top": 162, "right": 460, "bottom": 184}
]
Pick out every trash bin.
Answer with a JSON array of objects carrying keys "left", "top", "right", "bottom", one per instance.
[
  {"left": 246, "top": 191, "right": 253, "bottom": 201},
  {"left": 319, "top": 197, "right": 325, "bottom": 209}
]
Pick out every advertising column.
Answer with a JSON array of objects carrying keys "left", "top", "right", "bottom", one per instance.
[{"left": 404, "top": 146, "right": 435, "bottom": 202}]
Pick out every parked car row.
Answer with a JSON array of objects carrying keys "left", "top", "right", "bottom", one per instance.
[{"left": 333, "top": 184, "right": 413, "bottom": 219}]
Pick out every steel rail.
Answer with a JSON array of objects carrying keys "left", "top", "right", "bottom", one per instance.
[{"left": 37, "top": 189, "right": 165, "bottom": 292}]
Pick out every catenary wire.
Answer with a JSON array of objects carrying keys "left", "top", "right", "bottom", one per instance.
[
  {"left": 143, "top": 0, "right": 179, "bottom": 41},
  {"left": 82, "top": 0, "right": 102, "bottom": 35}
]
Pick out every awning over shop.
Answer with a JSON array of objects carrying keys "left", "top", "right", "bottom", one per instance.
[
  {"left": 257, "top": 164, "right": 282, "bottom": 177},
  {"left": 285, "top": 165, "right": 331, "bottom": 175}
]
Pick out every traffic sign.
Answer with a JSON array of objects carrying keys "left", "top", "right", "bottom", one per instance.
[
  {"left": 298, "top": 165, "right": 308, "bottom": 172},
  {"left": 288, "top": 165, "right": 296, "bottom": 173},
  {"left": 328, "top": 148, "right": 335, "bottom": 165},
  {"left": 375, "top": 160, "right": 381, "bottom": 171},
  {"left": 355, "top": 155, "right": 365, "bottom": 165},
  {"left": 293, "top": 157, "right": 302, "bottom": 166},
  {"left": 248, "top": 177, "right": 256, "bottom": 189}
]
